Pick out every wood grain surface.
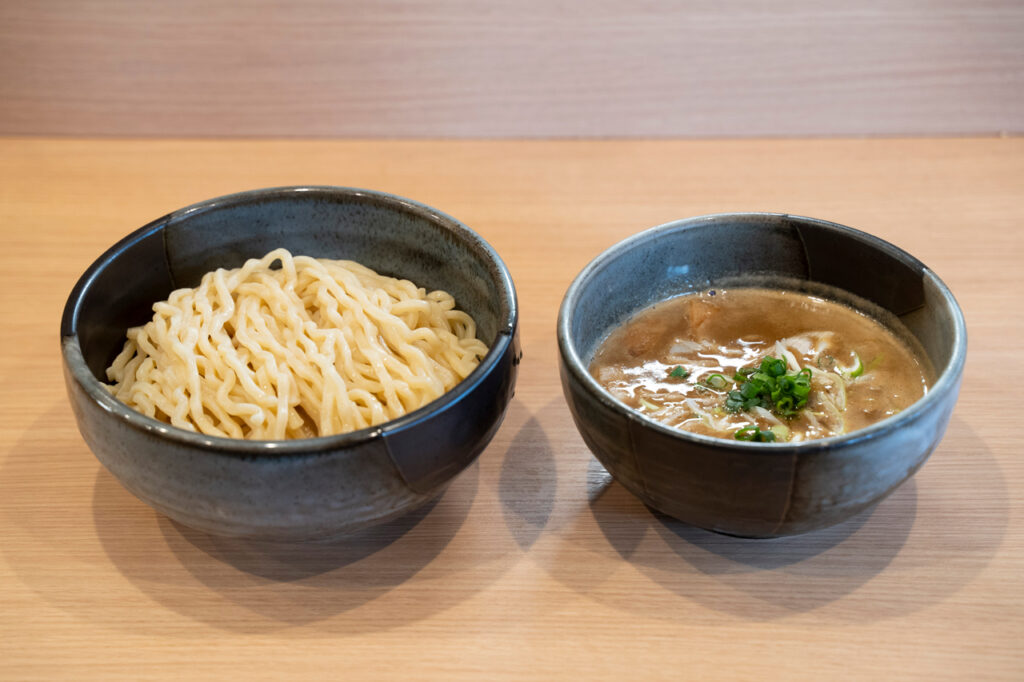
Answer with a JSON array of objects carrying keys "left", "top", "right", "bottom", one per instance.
[
  {"left": 0, "top": 137, "right": 1022, "bottom": 680},
  {"left": 1, "top": 0, "right": 1023, "bottom": 137}
]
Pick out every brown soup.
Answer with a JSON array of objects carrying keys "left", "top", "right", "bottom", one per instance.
[{"left": 589, "top": 288, "right": 931, "bottom": 443}]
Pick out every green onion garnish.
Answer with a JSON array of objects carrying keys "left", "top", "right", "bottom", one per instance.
[
  {"left": 734, "top": 425, "right": 777, "bottom": 442},
  {"left": 849, "top": 354, "right": 864, "bottom": 378},
  {"left": 669, "top": 365, "right": 689, "bottom": 379},
  {"left": 724, "top": 356, "right": 813, "bottom": 419},
  {"left": 733, "top": 367, "right": 755, "bottom": 381},
  {"left": 704, "top": 373, "right": 729, "bottom": 389},
  {"left": 835, "top": 352, "right": 865, "bottom": 379},
  {"left": 761, "top": 357, "right": 787, "bottom": 377}
]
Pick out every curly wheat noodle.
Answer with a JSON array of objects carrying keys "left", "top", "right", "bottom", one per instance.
[{"left": 105, "top": 248, "right": 489, "bottom": 439}]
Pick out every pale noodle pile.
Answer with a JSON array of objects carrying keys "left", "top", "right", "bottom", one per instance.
[{"left": 105, "top": 248, "right": 488, "bottom": 439}]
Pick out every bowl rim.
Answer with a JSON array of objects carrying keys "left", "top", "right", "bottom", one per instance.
[
  {"left": 61, "top": 185, "right": 518, "bottom": 456},
  {"left": 557, "top": 211, "right": 967, "bottom": 453}
]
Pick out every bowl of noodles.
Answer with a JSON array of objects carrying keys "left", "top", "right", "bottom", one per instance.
[
  {"left": 62, "top": 186, "right": 519, "bottom": 540},
  {"left": 558, "top": 213, "right": 966, "bottom": 537}
]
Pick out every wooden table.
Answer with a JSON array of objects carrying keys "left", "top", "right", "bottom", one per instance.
[{"left": 1, "top": 138, "right": 1021, "bottom": 680}]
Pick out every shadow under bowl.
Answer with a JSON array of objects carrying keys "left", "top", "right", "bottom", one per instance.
[
  {"left": 557, "top": 212, "right": 965, "bottom": 538},
  {"left": 62, "top": 186, "right": 520, "bottom": 541}
]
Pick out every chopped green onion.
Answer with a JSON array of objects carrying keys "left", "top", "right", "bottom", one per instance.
[
  {"left": 704, "top": 373, "right": 729, "bottom": 389},
  {"left": 724, "top": 357, "right": 813, "bottom": 419},
  {"left": 734, "top": 366, "right": 754, "bottom": 381},
  {"left": 836, "top": 352, "right": 864, "bottom": 379},
  {"left": 735, "top": 425, "right": 777, "bottom": 442},
  {"left": 726, "top": 388, "right": 761, "bottom": 413},
  {"left": 669, "top": 365, "right": 689, "bottom": 379},
  {"left": 740, "top": 381, "right": 761, "bottom": 398},
  {"left": 761, "top": 357, "right": 787, "bottom": 377},
  {"left": 770, "top": 424, "right": 791, "bottom": 441},
  {"left": 850, "top": 354, "right": 864, "bottom": 378}
]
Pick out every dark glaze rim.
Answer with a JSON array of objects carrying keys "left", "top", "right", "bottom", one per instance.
[
  {"left": 557, "top": 212, "right": 967, "bottom": 454},
  {"left": 61, "top": 186, "right": 518, "bottom": 457}
]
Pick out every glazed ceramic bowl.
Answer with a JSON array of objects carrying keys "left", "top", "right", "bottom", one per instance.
[
  {"left": 558, "top": 213, "right": 965, "bottom": 537},
  {"left": 62, "top": 186, "right": 519, "bottom": 540}
]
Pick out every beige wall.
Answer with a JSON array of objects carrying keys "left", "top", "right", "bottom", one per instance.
[{"left": 1, "top": 0, "right": 1021, "bottom": 137}]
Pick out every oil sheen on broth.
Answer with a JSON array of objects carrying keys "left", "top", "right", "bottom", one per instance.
[{"left": 589, "top": 288, "right": 931, "bottom": 443}]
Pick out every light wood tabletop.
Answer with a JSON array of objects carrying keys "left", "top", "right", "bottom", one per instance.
[{"left": 1, "top": 137, "right": 1021, "bottom": 680}]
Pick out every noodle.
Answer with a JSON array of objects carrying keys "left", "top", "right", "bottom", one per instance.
[{"left": 105, "top": 248, "right": 488, "bottom": 439}]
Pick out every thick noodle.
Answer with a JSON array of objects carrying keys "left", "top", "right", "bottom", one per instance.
[{"left": 105, "top": 249, "right": 488, "bottom": 439}]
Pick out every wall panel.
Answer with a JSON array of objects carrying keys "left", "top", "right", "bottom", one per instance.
[{"left": 1, "top": 0, "right": 1021, "bottom": 137}]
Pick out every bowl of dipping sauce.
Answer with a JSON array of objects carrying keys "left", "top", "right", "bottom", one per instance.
[
  {"left": 62, "top": 186, "right": 519, "bottom": 540},
  {"left": 558, "top": 213, "right": 965, "bottom": 537}
]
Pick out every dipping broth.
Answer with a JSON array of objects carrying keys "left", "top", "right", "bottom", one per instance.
[{"left": 589, "top": 288, "right": 931, "bottom": 443}]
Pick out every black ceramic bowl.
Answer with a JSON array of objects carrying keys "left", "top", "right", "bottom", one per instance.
[
  {"left": 558, "top": 213, "right": 965, "bottom": 538},
  {"left": 62, "top": 186, "right": 519, "bottom": 540}
]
